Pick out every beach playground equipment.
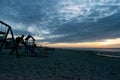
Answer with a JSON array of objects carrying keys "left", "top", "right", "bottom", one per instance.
[
  {"left": 25, "top": 35, "right": 36, "bottom": 54},
  {"left": 0, "top": 20, "right": 54, "bottom": 58},
  {"left": 0, "top": 20, "right": 37, "bottom": 57},
  {"left": 0, "top": 20, "right": 15, "bottom": 51},
  {"left": 9, "top": 35, "right": 37, "bottom": 57},
  {"left": 9, "top": 34, "right": 55, "bottom": 58}
]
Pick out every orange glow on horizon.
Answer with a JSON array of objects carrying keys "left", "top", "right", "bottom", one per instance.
[{"left": 40, "top": 38, "right": 120, "bottom": 48}]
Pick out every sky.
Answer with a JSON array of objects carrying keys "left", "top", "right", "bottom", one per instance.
[{"left": 0, "top": 0, "right": 120, "bottom": 48}]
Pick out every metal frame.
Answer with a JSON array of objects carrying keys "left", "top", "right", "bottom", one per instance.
[{"left": 0, "top": 20, "right": 15, "bottom": 51}]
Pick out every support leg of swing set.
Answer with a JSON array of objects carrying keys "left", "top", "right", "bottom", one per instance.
[
  {"left": 0, "top": 27, "right": 15, "bottom": 50},
  {"left": 0, "top": 28, "right": 9, "bottom": 51}
]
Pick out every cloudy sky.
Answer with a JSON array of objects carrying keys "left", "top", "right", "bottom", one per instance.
[{"left": 0, "top": 0, "right": 120, "bottom": 48}]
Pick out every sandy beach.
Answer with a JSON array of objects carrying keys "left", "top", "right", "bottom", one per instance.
[{"left": 0, "top": 48, "right": 120, "bottom": 80}]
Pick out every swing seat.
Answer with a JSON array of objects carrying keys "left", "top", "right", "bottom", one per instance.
[{"left": 0, "top": 31, "right": 6, "bottom": 41}]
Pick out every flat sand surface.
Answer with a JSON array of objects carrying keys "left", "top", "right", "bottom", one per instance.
[{"left": 0, "top": 48, "right": 120, "bottom": 80}]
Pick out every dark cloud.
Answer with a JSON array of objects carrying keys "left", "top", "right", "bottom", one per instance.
[
  {"left": 0, "top": 0, "right": 120, "bottom": 43},
  {"left": 47, "top": 12, "right": 120, "bottom": 43},
  {"left": 13, "top": 29, "right": 31, "bottom": 36}
]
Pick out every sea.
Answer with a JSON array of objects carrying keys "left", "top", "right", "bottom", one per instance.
[
  {"left": 77, "top": 48, "right": 120, "bottom": 52},
  {"left": 57, "top": 47, "right": 120, "bottom": 58},
  {"left": 63, "top": 48, "right": 120, "bottom": 52},
  {"left": 76, "top": 48, "right": 120, "bottom": 58}
]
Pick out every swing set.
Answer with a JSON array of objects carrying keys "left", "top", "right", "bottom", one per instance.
[{"left": 0, "top": 20, "right": 15, "bottom": 51}]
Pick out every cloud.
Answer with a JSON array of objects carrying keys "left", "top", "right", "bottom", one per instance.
[{"left": 0, "top": 0, "right": 120, "bottom": 43}]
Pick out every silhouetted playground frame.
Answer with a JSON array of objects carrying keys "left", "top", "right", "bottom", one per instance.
[
  {"left": 0, "top": 20, "right": 15, "bottom": 51},
  {"left": 0, "top": 20, "right": 55, "bottom": 58}
]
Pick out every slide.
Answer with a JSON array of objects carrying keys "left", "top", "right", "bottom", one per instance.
[{"left": 23, "top": 42, "right": 37, "bottom": 56}]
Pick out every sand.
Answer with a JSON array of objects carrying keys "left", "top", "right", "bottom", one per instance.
[{"left": 0, "top": 48, "right": 120, "bottom": 80}]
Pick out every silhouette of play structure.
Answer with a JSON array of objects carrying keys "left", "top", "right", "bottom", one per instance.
[
  {"left": 0, "top": 20, "right": 15, "bottom": 51},
  {"left": 0, "top": 20, "right": 37, "bottom": 57},
  {"left": 0, "top": 20, "right": 54, "bottom": 58},
  {"left": 25, "top": 35, "right": 36, "bottom": 54},
  {"left": 9, "top": 35, "right": 37, "bottom": 57}
]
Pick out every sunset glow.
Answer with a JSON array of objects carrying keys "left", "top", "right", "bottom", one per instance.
[{"left": 44, "top": 38, "right": 120, "bottom": 48}]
